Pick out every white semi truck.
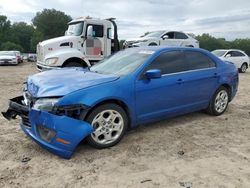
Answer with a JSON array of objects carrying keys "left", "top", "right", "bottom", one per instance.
[{"left": 36, "top": 17, "right": 120, "bottom": 71}]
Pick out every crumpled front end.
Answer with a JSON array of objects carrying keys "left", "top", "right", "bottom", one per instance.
[{"left": 2, "top": 96, "right": 94, "bottom": 159}]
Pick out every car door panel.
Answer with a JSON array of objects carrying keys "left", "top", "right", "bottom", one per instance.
[
  {"left": 178, "top": 68, "right": 219, "bottom": 105},
  {"left": 135, "top": 74, "right": 186, "bottom": 123}
]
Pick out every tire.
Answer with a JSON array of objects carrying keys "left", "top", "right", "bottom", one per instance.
[
  {"left": 187, "top": 45, "right": 194, "bottom": 47},
  {"left": 206, "top": 86, "right": 229, "bottom": 116},
  {"left": 148, "top": 43, "right": 157, "bottom": 46},
  {"left": 239, "top": 63, "right": 248, "bottom": 73},
  {"left": 85, "top": 103, "right": 128, "bottom": 149},
  {"left": 63, "top": 62, "right": 83, "bottom": 67}
]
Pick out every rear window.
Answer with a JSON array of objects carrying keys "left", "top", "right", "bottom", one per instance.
[
  {"left": 175, "top": 32, "right": 188, "bottom": 39},
  {"left": 185, "top": 51, "right": 215, "bottom": 70}
]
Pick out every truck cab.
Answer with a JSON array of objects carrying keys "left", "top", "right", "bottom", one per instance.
[{"left": 36, "top": 17, "right": 119, "bottom": 71}]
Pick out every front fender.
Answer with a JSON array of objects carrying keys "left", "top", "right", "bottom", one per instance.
[
  {"left": 44, "top": 49, "right": 91, "bottom": 67},
  {"left": 25, "top": 109, "right": 94, "bottom": 159}
]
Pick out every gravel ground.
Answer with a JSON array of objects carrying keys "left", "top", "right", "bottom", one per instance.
[{"left": 0, "top": 62, "right": 250, "bottom": 188}]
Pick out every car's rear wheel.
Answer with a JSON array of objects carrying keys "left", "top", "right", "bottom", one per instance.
[
  {"left": 206, "top": 86, "right": 229, "bottom": 116},
  {"left": 240, "top": 63, "right": 248, "bottom": 73},
  {"left": 86, "top": 104, "right": 128, "bottom": 149}
]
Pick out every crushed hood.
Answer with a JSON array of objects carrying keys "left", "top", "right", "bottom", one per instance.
[{"left": 27, "top": 68, "right": 119, "bottom": 98}]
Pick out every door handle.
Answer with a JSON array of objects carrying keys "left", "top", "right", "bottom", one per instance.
[
  {"left": 176, "top": 78, "right": 184, "bottom": 84},
  {"left": 213, "top": 73, "right": 219, "bottom": 78}
]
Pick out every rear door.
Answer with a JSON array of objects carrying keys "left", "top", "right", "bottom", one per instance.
[
  {"left": 181, "top": 50, "right": 219, "bottom": 106},
  {"left": 173, "top": 32, "right": 189, "bottom": 47}
]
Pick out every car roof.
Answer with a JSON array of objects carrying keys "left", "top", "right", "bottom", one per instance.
[
  {"left": 134, "top": 46, "right": 209, "bottom": 54},
  {"left": 214, "top": 49, "right": 245, "bottom": 52}
]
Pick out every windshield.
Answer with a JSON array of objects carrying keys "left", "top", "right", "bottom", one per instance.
[
  {"left": 66, "top": 22, "right": 84, "bottom": 36},
  {"left": 142, "top": 31, "right": 164, "bottom": 38},
  {"left": 212, "top": 50, "right": 227, "bottom": 57},
  {"left": 0, "top": 51, "right": 15, "bottom": 56},
  {"left": 90, "top": 49, "right": 154, "bottom": 76}
]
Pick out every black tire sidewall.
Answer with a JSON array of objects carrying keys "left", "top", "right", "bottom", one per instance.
[{"left": 85, "top": 103, "right": 128, "bottom": 149}]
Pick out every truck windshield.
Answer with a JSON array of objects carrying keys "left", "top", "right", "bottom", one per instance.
[
  {"left": 66, "top": 22, "right": 84, "bottom": 36},
  {"left": 90, "top": 49, "right": 154, "bottom": 76}
]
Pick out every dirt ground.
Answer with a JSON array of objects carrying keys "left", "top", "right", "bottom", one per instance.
[{"left": 0, "top": 62, "right": 249, "bottom": 188}]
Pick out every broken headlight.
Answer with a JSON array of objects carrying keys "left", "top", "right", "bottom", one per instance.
[
  {"left": 33, "top": 98, "right": 60, "bottom": 112},
  {"left": 37, "top": 125, "right": 56, "bottom": 143}
]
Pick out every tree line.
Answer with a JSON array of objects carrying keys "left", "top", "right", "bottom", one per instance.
[
  {"left": 0, "top": 8, "right": 250, "bottom": 55},
  {"left": 0, "top": 9, "right": 71, "bottom": 53}
]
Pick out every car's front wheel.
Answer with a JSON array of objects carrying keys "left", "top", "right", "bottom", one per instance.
[
  {"left": 240, "top": 63, "right": 248, "bottom": 73},
  {"left": 86, "top": 103, "right": 128, "bottom": 149},
  {"left": 207, "top": 86, "right": 229, "bottom": 116}
]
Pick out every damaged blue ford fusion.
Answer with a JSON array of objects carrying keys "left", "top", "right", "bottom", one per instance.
[{"left": 2, "top": 47, "right": 238, "bottom": 159}]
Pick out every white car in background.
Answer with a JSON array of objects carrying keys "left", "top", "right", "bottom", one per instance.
[
  {"left": 124, "top": 30, "right": 199, "bottom": 48},
  {"left": 212, "top": 49, "right": 250, "bottom": 73},
  {"left": 0, "top": 51, "right": 18, "bottom": 65}
]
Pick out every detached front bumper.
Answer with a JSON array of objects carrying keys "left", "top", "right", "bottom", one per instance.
[{"left": 2, "top": 96, "right": 94, "bottom": 159}]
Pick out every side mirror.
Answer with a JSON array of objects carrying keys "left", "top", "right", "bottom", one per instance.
[
  {"left": 225, "top": 54, "right": 231, "bottom": 58},
  {"left": 87, "top": 26, "right": 93, "bottom": 37},
  {"left": 145, "top": 69, "right": 161, "bottom": 79},
  {"left": 162, "top": 35, "right": 169, "bottom": 40},
  {"left": 64, "top": 30, "right": 68, "bottom": 35}
]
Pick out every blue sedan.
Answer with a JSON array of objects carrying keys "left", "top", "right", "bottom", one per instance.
[{"left": 2, "top": 47, "right": 238, "bottom": 159}]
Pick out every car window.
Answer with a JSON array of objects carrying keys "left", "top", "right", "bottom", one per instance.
[
  {"left": 145, "top": 51, "right": 188, "bottom": 75},
  {"left": 185, "top": 51, "right": 216, "bottom": 70},
  {"left": 87, "top": 24, "right": 104, "bottom": 37},
  {"left": 163, "top": 32, "right": 174, "bottom": 39},
  {"left": 175, "top": 32, "right": 188, "bottom": 39},
  {"left": 231, "top": 51, "right": 245, "bottom": 57}
]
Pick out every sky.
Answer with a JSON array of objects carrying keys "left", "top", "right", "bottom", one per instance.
[{"left": 0, "top": 0, "right": 250, "bottom": 40}]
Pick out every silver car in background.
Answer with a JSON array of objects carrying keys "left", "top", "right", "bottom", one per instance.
[{"left": 0, "top": 51, "right": 18, "bottom": 65}]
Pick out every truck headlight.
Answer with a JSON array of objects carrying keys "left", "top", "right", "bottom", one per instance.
[
  {"left": 45, "top": 58, "right": 58, "bottom": 66},
  {"left": 33, "top": 98, "right": 60, "bottom": 112}
]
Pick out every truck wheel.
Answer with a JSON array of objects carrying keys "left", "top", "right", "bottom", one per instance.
[
  {"left": 85, "top": 103, "right": 128, "bottom": 149},
  {"left": 63, "top": 62, "right": 83, "bottom": 67}
]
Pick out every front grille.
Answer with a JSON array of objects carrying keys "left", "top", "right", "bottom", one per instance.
[
  {"left": 22, "top": 116, "right": 31, "bottom": 128},
  {"left": 0, "top": 59, "right": 11, "bottom": 61}
]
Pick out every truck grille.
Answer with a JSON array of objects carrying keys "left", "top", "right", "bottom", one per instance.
[{"left": 36, "top": 44, "right": 44, "bottom": 62}]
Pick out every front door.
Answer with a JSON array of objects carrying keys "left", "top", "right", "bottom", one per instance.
[
  {"left": 135, "top": 50, "right": 189, "bottom": 124},
  {"left": 160, "top": 32, "right": 178, "bottom": 47},
  {"left": 85, "top": 24, "right": 105, "bottom": 60}
]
